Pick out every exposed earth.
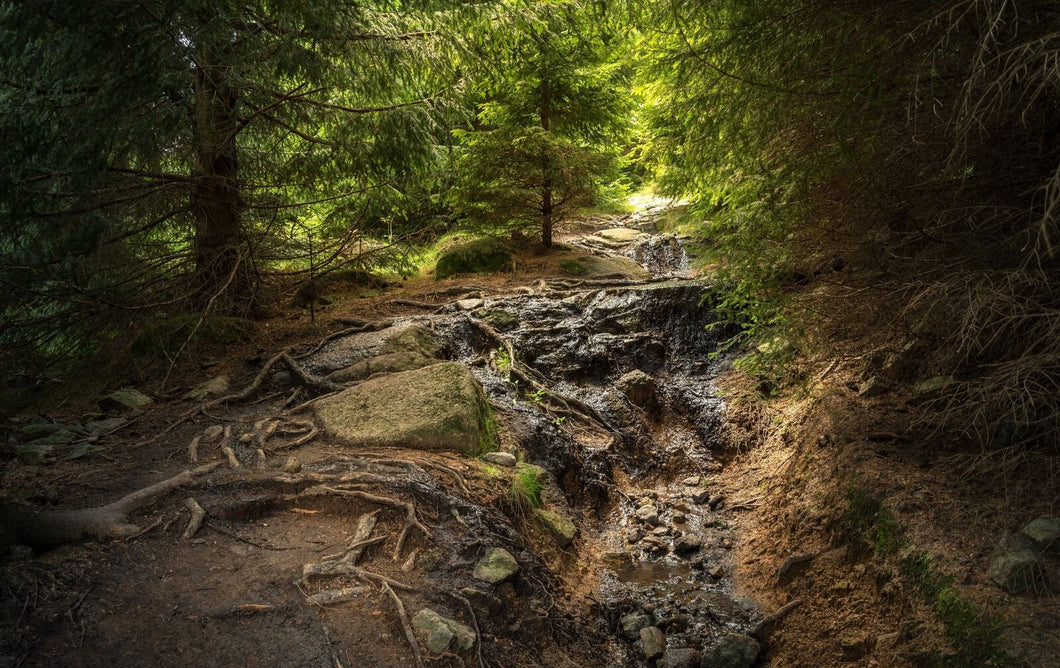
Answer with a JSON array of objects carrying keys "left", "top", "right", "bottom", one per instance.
[{"left": 2, "top": 199, "right": 1058, "bottom": 667}]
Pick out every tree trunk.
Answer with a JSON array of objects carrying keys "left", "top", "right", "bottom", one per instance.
[
  {"left": 539, "top": 75, "right": 553, "bottom": 248},
  {"left": 191, "top": 55, "right": 253, "bottom": 311}
]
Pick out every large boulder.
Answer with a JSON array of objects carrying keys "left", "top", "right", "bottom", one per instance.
[
  {"left": 314, "top": 362, "right": 494, "bottom": 455},
  {"left": 1021, "top": 516, "right": 1060, "bottom": 555}
]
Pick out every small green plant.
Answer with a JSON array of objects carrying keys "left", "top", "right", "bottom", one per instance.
[
  {"left": 494, "top": 347, "right": 511, "bottom": 373},
  {"left": 527, "top": 388, "right": 547, "bottom": 405},
  {"left": 482, "top": 464, "right": 501, "bottom": 478},
  {"left": 509, "top": 464, "right": 544, "bottom": 513}
]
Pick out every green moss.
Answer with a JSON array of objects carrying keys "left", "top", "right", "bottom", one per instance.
[
  {"left": 559, "top": 259, "right": 589, "bottom": 275},
  {"left": 435, "top": 237, "right": 513, "bottom": 279},
  {"left": 900, "top": 551, "right": 1012, "bottom": 667},
  {"left": 478, "top": 402, "right": 500, "bottom": 454}
]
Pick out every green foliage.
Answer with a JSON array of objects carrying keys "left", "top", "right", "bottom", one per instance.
[
  {"left": 434, "top": 237, "right": 514, "bottom": 279},
  {"left": 0, "top": 0, "right": 481, "bottom": 378},
  {"left": 637, "top": 0, "right": 1060, "bottom": 450},
  {"left": 448, "top": 0, "right": 632, "bottom": 245},
  {"left": 478, "top": 403, "right": 500, "bottom": 454},
  {"left": 510, "top": 464, "right": 544, "bottom": 512}
]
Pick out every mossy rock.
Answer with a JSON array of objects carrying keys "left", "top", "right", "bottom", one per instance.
[
  {"left": 435, "top": 238, "right": 513, "bottom": 279},
  {"left": 327, "top": 352, "right": 439, "bottom": 384},
  {"left": 534, "top": 508, "right": 576, "bottom": 548},
  {"left": 314, "top": 362, "right": 495, "bottom": 455},
  {"left": 380, "top": 324, "right": 444, "bottom": 359},
  {"left": 556, "top": 254, "right": 650, "bottom": 280}
]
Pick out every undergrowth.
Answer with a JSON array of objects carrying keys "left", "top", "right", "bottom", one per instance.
[{"left": 510, "top": 464, "right": 543, "bottom": 513}]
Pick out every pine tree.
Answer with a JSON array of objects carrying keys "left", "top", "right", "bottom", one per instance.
[
  {"left": 448, "top": 0, "right": 630, "bottom": 247},
  {"left": 0, "top": 0, "right": 475, "bottom": 368}
]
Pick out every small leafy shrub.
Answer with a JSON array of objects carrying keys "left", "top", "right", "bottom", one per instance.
[{"left": 435, "top": 237, "right": 513, "bottom": 279}]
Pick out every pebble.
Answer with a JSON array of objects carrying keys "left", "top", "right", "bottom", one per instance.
[
  {"left": 636, "top": 505, "right": 660, "bottom": 526},
  {"left": 673, "top": 511, "right": 687, "bottom": 524},
  {"left": 483, "top": 451, "right": 517, "bottom": 467},
  {"left": 691, "top": 490, "right": 711, "bottom": 505},
  {"left": 681, "top": 476, "right": 701, "bottom": 486}
]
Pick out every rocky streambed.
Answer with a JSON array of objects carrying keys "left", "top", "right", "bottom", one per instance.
[{"left": 295, "top": 224, "right": 765, "bottom": 666}]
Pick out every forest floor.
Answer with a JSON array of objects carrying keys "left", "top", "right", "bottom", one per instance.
[{"left": 2, "top": 203, "right": 1059, "bottom": 667}]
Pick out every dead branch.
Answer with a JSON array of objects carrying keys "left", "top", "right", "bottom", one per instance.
[
  {"left": 187, "top": 435, "right": 202, "bottom": 463},
  {"left": 382, "top": 582, "right": 424, "bottom": 668},
  {"left": 751, "top": 599, "right": 804, "bottom": 638},
  {"left": 308, "top": 586, "right": 369, "bottom": 606}
]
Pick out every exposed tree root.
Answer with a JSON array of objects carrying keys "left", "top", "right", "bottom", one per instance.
[
  {"left": 1, "top": 462, "right": 222, "bottom": 550},
  {"left": 308, "top": 586, "right": 368, "bottom": 606},
  {"left": 182, "top": 498, "right": 206, "bottom": 539},
  {"left": 751, "top": 598, "right": 804, "bottom": 639},
  {"left": 382, "top": 581, "right": 424, "bottom": 668},
  {"left": 302, "top": 511, "right": 380, "bottom": 580}
]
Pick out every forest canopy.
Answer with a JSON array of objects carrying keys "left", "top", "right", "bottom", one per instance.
[{"left": 2, "top": 0, "right": 1058, "bottom": 450}]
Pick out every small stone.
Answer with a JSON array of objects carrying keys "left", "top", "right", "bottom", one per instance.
[
  {"left": 857, "top": 376, "right": 890, "bottom": 398},
  {"left": 673, "top": 500, "right": 691, "bottom": 513},
  {"left": 282, "top": 456, "right": 301, "bottom": 473},
  {"left": 640, "top": 626, "right": 666, "bottom": 661},
  {"left": 708, "top": 495, "right": 725, "bottom": 509},
  {"left": 84, "top": 417, "right": 128, "bottom": 434},
  {"left": 691, "top": 490, "right": 711, "bottom": 505},
  {"left": 620, "top": 612, "right": 654, "bottom": 641},
  {"left": 709, "top": 564, "right": 725, "bottom": 579},
  {"left": 473, "top": 547, "right": 519, "bottom": 584},
  {"left": 182, "top": 375, "right": 230, "bottom": 402},
  {"left": 1021, "top": 516, "right": 1060, "bottom": 555},
  {"left": 99, "top": 388, "right": 153, "bottom": 413},
  {"left": 617, "top": 370, "right": 658, "bottom": 413},
  {"left": 203, "top": 425, "right": 225, "bottom": 442},
  {"left": 456, "top": 298, "right": 485, "bottom": 311},
  {"left": 412, "top": 608, "right": 476, "bottom": 655},
  {"left": 701, "top": 633, "right": 761, "bottom": 668},
  {"left": 636, "top": 505, "right": 660, "bottom": 526},
  {"left": 840, "top": 635, "right": 874, "bottom": 661},
  {"left": 534, "top": 508, "right": 577, "bottom": 548},
  {"left": 239, "top": 432, "right": 255, "bottom": 443},
  {"left": 658, "top": 647, "right": 701, "bottom": 668},
  {"left": 673, "top": 511, "right": 687, "bottom": 524},
  {"left": 652, "top": 526, "right": 670, "bottom": 537},
  {"left": 601, "top": 550, "right": 630, "bottom": 565},
  {"left": 988, "top": 534, "right": 1046, "bottom": 594},
  {"left": 674, "top": 535, "right": 703, "bottom": 556},
  {"left": 681, "top": 476, "right": 701, "bottom": 486},
  {"left": 638, "top": 496, "right": 655, "bottom": 507},
  {"left": 483, "top": 452, "right": 517, "bottom": 467}
]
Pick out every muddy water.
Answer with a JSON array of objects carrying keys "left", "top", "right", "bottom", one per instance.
[{"left": 435, "top": 230, "right": 759, "bottom": 664}]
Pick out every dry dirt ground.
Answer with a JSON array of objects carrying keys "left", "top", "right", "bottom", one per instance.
[{"left": 2, "top": 229, "right": 1058, "bottom": 668}]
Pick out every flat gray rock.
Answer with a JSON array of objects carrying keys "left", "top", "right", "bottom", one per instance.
[{"left": 315, "top": 362, "right": 493, "bottom": 455}]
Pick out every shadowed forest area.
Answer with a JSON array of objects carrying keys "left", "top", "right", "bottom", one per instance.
[{"left": 1, "top": 1, "right": 1058, "bottom": 667}]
